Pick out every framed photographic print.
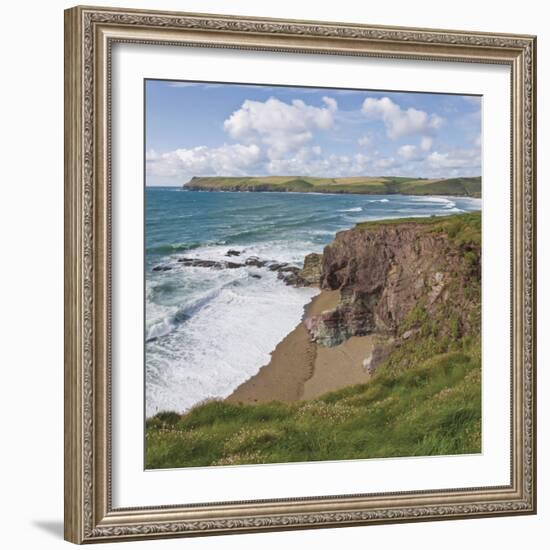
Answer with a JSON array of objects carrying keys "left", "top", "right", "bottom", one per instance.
[{"left": 64, "top": 5, "right": 537, "bottom": 544}]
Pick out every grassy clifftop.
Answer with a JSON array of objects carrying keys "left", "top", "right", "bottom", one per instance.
[
  {"left": 355, "top": 211, "right": 481, "bottom": 247},
  {"left": 184, "top": 175, "right": 481, "bottom": 197}
]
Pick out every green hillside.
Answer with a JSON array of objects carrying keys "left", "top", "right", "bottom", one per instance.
[{"left": 184, "top": 175, "right": 481, "bottom": 197}]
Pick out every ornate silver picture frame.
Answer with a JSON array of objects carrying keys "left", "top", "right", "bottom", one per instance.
[{"left": 64, "top": 5, "right": 536, "bottom": 543}]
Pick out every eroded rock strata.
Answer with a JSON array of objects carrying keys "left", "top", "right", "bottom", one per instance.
[{"left": 303, "top": 216, "right": 481, "bottom": 372}]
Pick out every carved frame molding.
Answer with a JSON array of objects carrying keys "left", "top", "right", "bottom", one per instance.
[{"left": 64, "top": 5, "right": 536, "bottom": 544}]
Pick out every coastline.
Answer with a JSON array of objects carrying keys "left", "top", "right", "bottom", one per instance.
[
  {"left": 183, "top": 175, "right": 482, "bottom": 198},
  {"left": 227, "top": 289, "right": 374, "bottom": 405},
  {"left": 147, "top": 210, "right": 482, "bottom": 468}
]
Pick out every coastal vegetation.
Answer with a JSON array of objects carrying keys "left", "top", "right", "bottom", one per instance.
[
  {"left": 146, "top": 346, "right": 480, "bottom": 468},
  {"left": 184, "top": 175, "right": 481, "bottom": 197},
  {"left": 146, "top": 211, "right": 482, "bottom": 469},
  {"left": 356, "top": 210, "right": 481, "bottom": 246}
]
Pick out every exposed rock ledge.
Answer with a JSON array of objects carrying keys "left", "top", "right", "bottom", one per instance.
[{"left": 302, "top": 216, "right": 481, "bottom": 357}]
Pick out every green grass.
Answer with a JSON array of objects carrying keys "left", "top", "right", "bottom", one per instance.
[
  {"left": 146, "top": 344, "right": 481, "bottom": 468},
  {"left": 355, "top": 211, "right": 481, "bottom": 247},
  {"left": 185, "top": 175, "right": 481, "bottom": 197}
]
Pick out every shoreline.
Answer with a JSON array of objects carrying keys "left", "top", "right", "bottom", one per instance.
[{"left": 227, "top": 289, "right": 374, "bottom": 405}]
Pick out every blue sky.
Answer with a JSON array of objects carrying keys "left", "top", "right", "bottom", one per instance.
[{"left": 146, "top": 80, "right": 481, "bottom": 186}]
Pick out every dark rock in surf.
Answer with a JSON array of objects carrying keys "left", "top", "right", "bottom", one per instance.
[
  {"left": 176, "top": 257, "right": 245, "bottom": 269},
  {"left": 268, "top": 262, "right": 289, "bottom": 271},
  {"left": 245, "top": 256, "right": 267, "bottom": 268},
  {"left": 177, "top": 258, "right": 216, "bottom": 267},
  {"left": 277, "top": 267, "right": 308, "bottom": 287}
]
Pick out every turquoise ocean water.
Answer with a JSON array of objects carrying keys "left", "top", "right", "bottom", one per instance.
[{"left": 145, "top": 189, "right": 481, "bottom": 417}]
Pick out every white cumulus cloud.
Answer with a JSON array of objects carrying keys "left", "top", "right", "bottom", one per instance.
[
  {"left": 223, "top": 96, "right": 337, "bottom": 159},
  {"left": 420, "top": 137, "right": 433, "bottom": 151},
  {"left": 322, "top": 96, "right": 338, "bottom": 112},
  {"left": 146, "top": 143, "right": 262, "bottom": 181},
  {"left": 264, "top": 146, "right": 375, "bottom": 178},
  {"left": 398, "top": 144, "right": 420, "bottom": 160},
  {"left": 427, "top": 147, "right": 480, "bottom": 170},
  {"left": 374, "top": 156, "right": 399, "bottom": 170},
  {"left": 361, "top": 97, "right": 444, "bottom": 139},
  {"left": 398, "top": 137, "right": 433, "bottom": 161}
]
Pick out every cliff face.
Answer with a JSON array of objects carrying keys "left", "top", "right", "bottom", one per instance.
[
  {"left": 304, "top": 215, "right": 481, "bottom": 350},
  {"left": 298, "top": 253, "right": 323, "bottom": 285}
]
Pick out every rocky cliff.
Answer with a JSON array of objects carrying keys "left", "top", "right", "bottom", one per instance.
[{"left": 303, "top": 213, "right": 481, "bottom": 363}]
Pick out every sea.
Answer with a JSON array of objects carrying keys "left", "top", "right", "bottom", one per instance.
[{"left": 145, "top": 188, "right": 481, "bottom": 417}]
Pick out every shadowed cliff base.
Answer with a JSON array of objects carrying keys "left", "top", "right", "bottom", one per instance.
[{"left": 145, "top": 211, "right": 481, "bottom": 469}]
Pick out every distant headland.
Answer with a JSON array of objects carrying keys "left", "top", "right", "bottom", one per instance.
[{"left": 183, "top": 175, "right": 481, "bottom": 198}]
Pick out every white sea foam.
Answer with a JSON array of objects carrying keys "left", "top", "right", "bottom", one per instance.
[
  {"left": 456, "top": 197, "right": 482, "bottom": 210},
  {"left": 145, "top": 267, "right": 318, "bottom": 416},
  {"left": 368, "top": 198, "right": 390, "bottom": 203},
  {"left": 309, "top": 229, "right": 336, "bottom": 237},
  {"left": 411, "top": 196, "right": 449, "bottom": 203},
  {"left": 411, "top": 196, "right": 457, "bottom": 208},
  {"left": 445, "top": 207, "right": 464, "bottom": 214},
  {"left": 146, "top": 236, "right": 325, "bottom": 416},
  {"left": 146, "top": 281, "right": 239, "bottom": 342},
  {"left": 338, "top": 207, "right": 362, "bottom": 212}
]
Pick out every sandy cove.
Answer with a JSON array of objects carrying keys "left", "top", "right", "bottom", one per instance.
[{"left": 227, "top": 290, "right": 374, "bottom": 405}]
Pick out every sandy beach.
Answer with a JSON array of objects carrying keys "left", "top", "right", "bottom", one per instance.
[{"left": 227, "top": 289, "right": 374, "bottom": 404}]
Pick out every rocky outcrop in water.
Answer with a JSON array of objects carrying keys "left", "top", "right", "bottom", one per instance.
[
  {"left": 153, "top": 253, "right": 314, "bottom": 286},
  {"left": 177, "top": 257, "right": 244, "bottom": 269},
  {"left": 303, "top": 216, "right": 481, "bottom": 350}
]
